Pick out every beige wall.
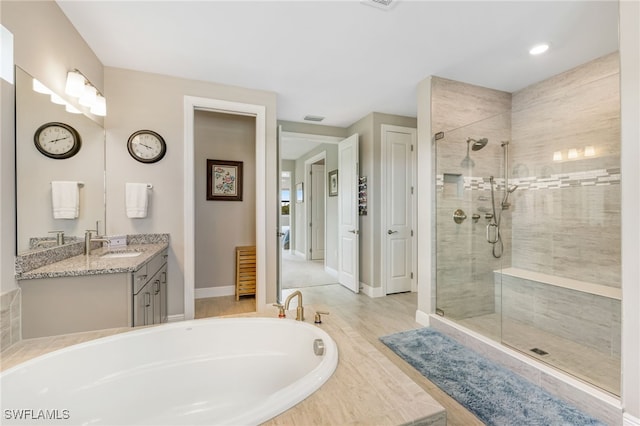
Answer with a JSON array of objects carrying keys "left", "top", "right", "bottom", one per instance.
[
  {"left": 104, "top": 66, "right": 278, "bottom": 315},
  {"left": 194, "top": 110, "right": 256, "bottom": 289}
]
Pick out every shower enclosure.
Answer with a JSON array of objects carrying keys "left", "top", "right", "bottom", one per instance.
[{"left": 433, "top": 52, "right": 621, "bottom": 396}]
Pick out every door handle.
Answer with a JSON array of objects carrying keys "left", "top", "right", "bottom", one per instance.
[
  {"left": 387, "top": 230, "right": 398, "bottom": 235},
  {"left": 348, "top": 229, "right": 359, "bottom": 235}
]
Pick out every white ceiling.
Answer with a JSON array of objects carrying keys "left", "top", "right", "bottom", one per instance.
[{"left": 56, "top": 0, "right": 618, "bottom": 131}]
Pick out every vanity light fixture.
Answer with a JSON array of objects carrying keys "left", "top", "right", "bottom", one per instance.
[
  {"left": 553, "top": 151, "right": 563, "bottom": 162},
  {"left": 529, "top": 43, "right": 550, "bottom": 55},
  {"left": 568, "top": 148, "right": 578, "bottom": 159},
  {"left": 65, "top": 69, "right": 107, "bottom": 116},
  {"left": 584, "top": 146, "right": 595, "bottom": 157}
]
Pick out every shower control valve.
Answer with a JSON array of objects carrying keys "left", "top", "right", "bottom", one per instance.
[{"left": 453, "top": 209, "right": 467, "bottom": 224}]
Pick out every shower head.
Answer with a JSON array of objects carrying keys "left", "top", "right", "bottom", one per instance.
[
  {"left": 468, "top": 138, "right": 489, "bottom": 151},
  {"left": 507, "top": 184, "right": 519, "bottom": 193}
]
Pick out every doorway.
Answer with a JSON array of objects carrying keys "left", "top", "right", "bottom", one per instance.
[
  {"left": 183, "top": 96, "right": 267, "bottom": 321},
  {"left": 279, "top": 132, "right": 341, "bottom": 290}
]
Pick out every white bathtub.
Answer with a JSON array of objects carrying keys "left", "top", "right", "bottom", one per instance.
[{"left": 0, "top": 317, "right": 338, "bottom": 425}]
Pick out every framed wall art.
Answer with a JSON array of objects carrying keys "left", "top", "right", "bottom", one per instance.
[
  {"left": 328, "top": 169, "right": 338, "bottom": 196},
  {"left": 207, "top": 159, "right": 243, "bottom": 201}
]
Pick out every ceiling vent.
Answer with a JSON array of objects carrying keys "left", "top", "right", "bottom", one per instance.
[
  {"left": 303, "top": 115, "right": 325, "bottom": 122},
  {"left": 361, "top": 0, "right": 396, "bottom": 11}
]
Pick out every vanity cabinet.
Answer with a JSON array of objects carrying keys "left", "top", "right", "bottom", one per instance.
[
  {"left": 19, "top": 246, "right": 169, "bottom": 338},
  {"left": 131, "top": 249, "right": 168, "bottom": 327}
]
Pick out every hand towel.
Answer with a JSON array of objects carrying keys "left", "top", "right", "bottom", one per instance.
[
  {"left": 126, "top": 183, "right": 149, "bottom": 218},
  {"left": 52, "top": 181, "right": 79, "bottom": 219}
]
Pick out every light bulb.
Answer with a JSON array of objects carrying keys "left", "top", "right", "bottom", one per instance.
[
  {"left": 90, "top": 95, "right": 107, "bottom": 116},
  {"left": 65, "top": 71, "right": 85, "bottom": 97},
  {"left": 79, "top": 84, "right": 97, "bottom": 107}
]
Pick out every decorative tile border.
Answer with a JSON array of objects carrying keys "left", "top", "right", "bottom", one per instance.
[{"left": 437, "top": 168, "right": 620, "bottom": 192}]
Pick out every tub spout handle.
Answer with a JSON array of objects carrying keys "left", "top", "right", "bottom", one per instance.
[
  {"left": 273, "top": 303, "right": 286, "bottom": 318},
  {"left": 314, "top": 311, "right": 329, "bottom": 324}
]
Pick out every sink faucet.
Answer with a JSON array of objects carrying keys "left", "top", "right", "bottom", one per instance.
[
  {"left": 284, "top": 290, "right": 304, "bottom": 321},
  {"left": 85, "top": 229, "right": 109, "bottom": 256}
]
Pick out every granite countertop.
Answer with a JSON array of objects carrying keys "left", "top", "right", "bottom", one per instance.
[{"left": 16, "top": 243, "right": 168, "bottom": 281}]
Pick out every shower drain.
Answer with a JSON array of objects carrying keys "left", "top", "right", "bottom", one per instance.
[{"left": 530, "top": 347, "right": 549, "bottom": 356}]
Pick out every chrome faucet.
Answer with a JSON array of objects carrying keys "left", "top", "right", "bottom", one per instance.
[
  {"left": 284, "top": 290, "right": 304, "bottom": 321},
  {"left": 85, "top": 229, "right": 109, "bottom": 256}
]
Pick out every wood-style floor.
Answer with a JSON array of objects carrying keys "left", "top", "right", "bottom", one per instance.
[{"left": 196, "top": 283, "right": 483, "bottom": 426}]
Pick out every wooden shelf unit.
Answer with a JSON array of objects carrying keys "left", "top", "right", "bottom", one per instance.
[{"left": 235, "top": 246, "right": 256, "bottom": 300}]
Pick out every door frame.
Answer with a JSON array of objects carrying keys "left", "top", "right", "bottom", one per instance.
[
  {"left": 304, "top": 152, "right": 326, "bottom": 261},
  {"left": 183, "top": 96, "right": 266, "bottom": 320},
  {"left": 380, "top": 124, "right": 417, "bottom": 294}
]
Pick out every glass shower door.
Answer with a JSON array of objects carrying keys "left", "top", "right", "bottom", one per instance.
[{"left": 434, "top": 115, "right": 510, "bottom": 341}]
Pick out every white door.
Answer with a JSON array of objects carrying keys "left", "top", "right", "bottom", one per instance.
[
  {"left": 310, "top": 163, "right": 325, "bottom": 260},
  {"left": 338, "top": 134, "right": 359, "bottom": 293},
  {"left": 383, "top": 126, "right": 415, "bottom": 294}
]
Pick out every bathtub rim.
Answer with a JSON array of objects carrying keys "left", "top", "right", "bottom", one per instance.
[{"left": 0, "top": 317, "right": 339, "bottom": 425}]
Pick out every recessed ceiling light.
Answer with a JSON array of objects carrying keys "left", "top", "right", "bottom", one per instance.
[{"left": 529, "top": 43, "right": 550, "bottom": 55}]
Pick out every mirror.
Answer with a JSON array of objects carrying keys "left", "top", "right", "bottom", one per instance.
[{"left": 15, "top": 66, "right": 106, "bottom": 253}]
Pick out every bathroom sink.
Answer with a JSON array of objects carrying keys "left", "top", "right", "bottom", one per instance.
[{"left": 101, "top": 251, "right": 143, "bottom": 259}]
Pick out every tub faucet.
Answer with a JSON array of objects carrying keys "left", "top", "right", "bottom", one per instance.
[
  {"left": 85, "top": 229, "right": 109, "bottom": 256},
  {"left": 284, "top": 290, "right": 304, "bottom": 321}
]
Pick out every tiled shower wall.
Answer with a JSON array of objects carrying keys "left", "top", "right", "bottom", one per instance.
[
  {"left": 1, "top": 289, "right": 21, "bottom": 352},
  {"left": 510, "top": 52, "right": 621, "bottom": 288}
]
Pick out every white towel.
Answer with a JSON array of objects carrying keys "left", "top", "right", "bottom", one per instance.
[
  {"left": 126, "top": 183, "right": 149, "bottom": 218},
  {"left": 51, "top": 181, "right": 79, "bottom": 219}
]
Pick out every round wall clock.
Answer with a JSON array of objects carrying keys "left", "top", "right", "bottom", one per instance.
[
  {"left": 34, "top": 122, "right": 81, "bottom": 159},
  {"left": 127, "top": 130, "right": 167, "bottom": 163}
]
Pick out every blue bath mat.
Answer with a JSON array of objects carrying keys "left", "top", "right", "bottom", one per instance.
[{"left": 380, "top": 328, "right": 605, "bottom": 426}]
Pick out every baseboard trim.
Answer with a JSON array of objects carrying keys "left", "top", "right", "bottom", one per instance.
[
  {"left": 167, "top": 314, "right": 185, "bottom": 322},
  {"left": 415, "top": 309, "right": 430, "bottom": 326},
  {"left": 195, "top": 285, "right": 235, "bottom": 299},
  {"left": 360, "top": 282, "right": 384, "bottom": 298},
  {"left": 624, "top": 413, "right": 640, "bottom": 426},
  {"left": 325, "top": 266, "right": 338, "bottom": 279}
]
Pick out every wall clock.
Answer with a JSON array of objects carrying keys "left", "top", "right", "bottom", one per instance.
[
  {"left": 33, "top": 122, "right": 81, "bottom": 159},
  {"left": 127, "top": 130, "right": 167, "bottom": 163}
]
